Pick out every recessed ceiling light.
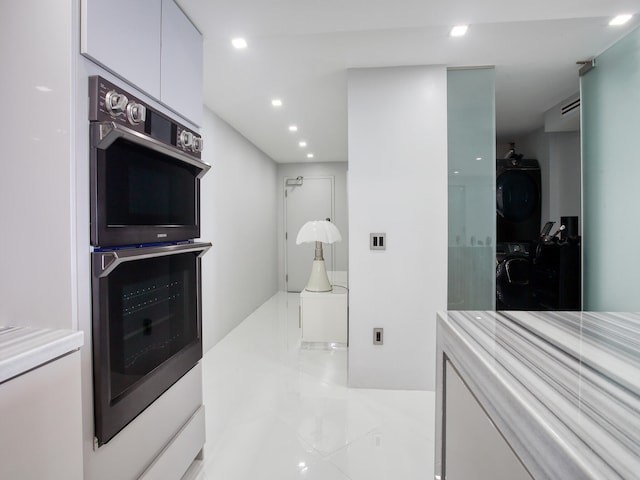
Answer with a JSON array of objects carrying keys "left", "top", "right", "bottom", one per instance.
[
  {"left": 271, "top": 99, "right": 282, "bottom": 107},
  {"left": 475, "top": 157, "right": 482, "bottom": 161},
  {"left": 289, "top": 125, "right": 298, "bottom": 132},
  {"left": 231, "top": 37, "right": 247, "bottom": 49},
  {"left": 307, "top": 153, "right": 314, "bottom": 159},
  {"left": 35, "top": 85, "right": 52, "bottom": 92},
  {"left": 609, "top": 14, "right": 632, "bottom": 26},
  {"left": 450, "top": 25, "right": 468, "bottom": 37},
  {"left": 453, "top": 170, "right": 460, "bottom": 174},
  {"left": 299, "top": 141, "right": 307, "bottom": 147}
]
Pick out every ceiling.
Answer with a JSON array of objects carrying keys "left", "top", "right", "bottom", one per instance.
[{"left": 177, "top": 0, "right": 639, "bottom": 163}]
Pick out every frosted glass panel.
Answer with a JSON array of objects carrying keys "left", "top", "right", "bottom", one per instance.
[
  {"left": 581, "top": 26, "right": 640, "bottom": 311},
  {"left": 448, "top": 68, "right": 496, "bottom": 310}
]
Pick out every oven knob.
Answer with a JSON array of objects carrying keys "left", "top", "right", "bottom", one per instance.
[
  {"left": 105, "top": 90, "right": 128, "bottom": 116},
  {"left": 126, "top": 102, "right": 147, "bottom": 125},
  {"left": 179, "top": 131, "right": 194, "bottom": 149},
  {"left": 192, "top": 136, "right": 203, "bottom": 153}
]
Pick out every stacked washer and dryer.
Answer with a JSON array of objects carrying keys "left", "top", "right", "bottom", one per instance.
[{"left": 495, "top": 157, "right": 541, "bottom": 310}]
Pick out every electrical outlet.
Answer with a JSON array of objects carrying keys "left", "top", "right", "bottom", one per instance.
[
  {"left": 373, "top": 328, "right": 383, "bottom": 345},
  {"left": 370, "top": 233, "right": 386, "bottom": 250}
]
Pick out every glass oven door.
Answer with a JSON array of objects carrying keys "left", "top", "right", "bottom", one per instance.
[
  {"left": 92, "top": 242, "right": 210, "bottom": 445},
  {"left": 90, "top": 122, "right": 210, "bottom": 247}
]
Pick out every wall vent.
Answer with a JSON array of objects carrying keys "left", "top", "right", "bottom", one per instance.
[
  {"left": 544, "top": 93, "right": 580, "bottom": 132},
  {"left": 561, "top": 98, "right": 580, "bottom": 116}
]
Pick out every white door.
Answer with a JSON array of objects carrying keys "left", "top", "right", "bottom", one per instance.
[{"left": 285, "top": 176, "right": 334, "bottom": 292}]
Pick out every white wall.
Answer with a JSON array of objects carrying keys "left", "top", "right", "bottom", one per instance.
[
  {"left": 515, "top": 129, "right": 581, "bottom": 233},
  {"left": 276, "top": 162, "right": 348, "bottom": 291},
  {"left": 548, "top": 132, "right": 581, "bottom": 227},
  {"left": 0, "top": 0, "right": 76, "bottom": 330},
  {"left": 347, "top": 66, "right": 448, "bottom": 391},
  {"left": 200, "top": 108, "right": 279, "bottom": 352}
]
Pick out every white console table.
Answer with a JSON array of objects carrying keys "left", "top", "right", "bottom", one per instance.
[{"left": 299, "top": 271, "right": 348, "bottom": 345}]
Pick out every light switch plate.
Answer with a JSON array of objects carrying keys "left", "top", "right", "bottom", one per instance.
[{"left": 370, "top": 233, "right": 386, "bottom": 250}]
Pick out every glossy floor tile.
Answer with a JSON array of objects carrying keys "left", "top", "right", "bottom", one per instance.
[{"left": 183, "top": 292, "right": 435, "bottom": 480}]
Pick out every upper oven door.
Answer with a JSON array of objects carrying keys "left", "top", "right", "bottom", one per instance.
[{"left": 90, "top": 122, "right": 210, "bottom": 247}]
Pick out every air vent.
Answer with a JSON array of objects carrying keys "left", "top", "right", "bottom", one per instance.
[
  {"left": 544, "top": 93, "right": 580, "bottom": 132},
  {"left": 561, "top": 98, "right": 580, "bottom": 116}
]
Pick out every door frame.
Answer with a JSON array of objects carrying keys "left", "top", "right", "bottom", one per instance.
[{"left": 283, "top": 175, "right": 335, "bottom": 292}]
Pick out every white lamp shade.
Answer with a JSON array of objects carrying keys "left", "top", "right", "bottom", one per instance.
[{"left": 296, "top": 220, "right": 342, "bottom": 245}]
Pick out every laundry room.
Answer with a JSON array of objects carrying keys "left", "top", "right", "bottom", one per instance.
[{"left": 495, "top": 92, "right": 582, "bottom": 311}]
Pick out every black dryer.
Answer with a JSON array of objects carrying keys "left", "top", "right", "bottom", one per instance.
[{"left": 496, "top": 158, "right": 541, "bottom": 243}]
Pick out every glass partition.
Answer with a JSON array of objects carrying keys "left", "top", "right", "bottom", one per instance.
[
  {"left": 447, "top": 68, "right": 496, "bottom": 310},
  {"left": 581, "top": 26, "right": 640, "bottom": 310}
]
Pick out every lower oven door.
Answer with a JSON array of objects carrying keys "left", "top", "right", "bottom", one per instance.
[{"left": 92, "top": 242, "right": 210, "bottom": 446}]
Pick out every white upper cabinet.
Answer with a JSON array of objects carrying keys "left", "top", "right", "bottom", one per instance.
[
  {"left": 81, "top": 0, "right": 203, "bottom": 126},
  {"left": 161, "top": 0, "right": 203, "bottom": 126},
  {"left": 81, "top": 0, "right": 162, "bottom": 99}
]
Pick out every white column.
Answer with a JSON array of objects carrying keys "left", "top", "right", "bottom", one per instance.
[{"left": 347, "top": 66, "right": 448, "bottom": 390}]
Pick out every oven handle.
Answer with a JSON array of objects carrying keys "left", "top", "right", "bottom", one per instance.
[
  {"left": 93, "top": 242, "right": 212, "bottom": 278},
  {"left": 91, "top": 122, "right": 211, "bottom": 179}
]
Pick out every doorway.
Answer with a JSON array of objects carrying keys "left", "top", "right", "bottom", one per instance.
[
  {"left": 496, "top": 98, "right": 582, "bottom": 311},
  {"left": 284, "top": 176, "right": 335, "bottom": 292}
]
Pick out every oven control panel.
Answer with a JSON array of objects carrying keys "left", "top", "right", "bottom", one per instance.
[{"left": 89, "top": 76, "right": 203, "bottom": 158}]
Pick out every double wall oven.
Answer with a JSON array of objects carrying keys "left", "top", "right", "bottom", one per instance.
[{"left": 89, "top": 76, "right": 210, "bottom": 446}]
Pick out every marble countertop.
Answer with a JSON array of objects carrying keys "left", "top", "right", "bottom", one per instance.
[
  {"left": 0, "top": 326, "right": 84, "bottom": 384},
  {"left": 435, "top": 310, "right": 640, "bottom": 480}
]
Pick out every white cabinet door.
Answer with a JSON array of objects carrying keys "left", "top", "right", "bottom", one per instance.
[
  {"left": 444, "top": 361, "right": 533, "bottom": 480},
  {"left": 0, "top": 352, "right": 83, "bottom": 480},
  {"left": 161, "top": 0, "right": 203, "bottom": 126},
  {"left": 81, "top": 0, "right": 162, "bottom": 98}
]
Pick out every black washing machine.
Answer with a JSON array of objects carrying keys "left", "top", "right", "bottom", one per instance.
[
  {"left": 496, "top": 242, "right": 532, "bottom": 310},
  {"left": 496, "top": 158, "right": 541, "bottom": 243}
]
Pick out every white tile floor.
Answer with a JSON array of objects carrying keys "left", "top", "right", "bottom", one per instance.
[{"left": 183, "top": 292, "right": 435, "bottom": 480}]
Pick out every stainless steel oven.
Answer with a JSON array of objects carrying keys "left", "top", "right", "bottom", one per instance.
[
  {"left": 92, "top": 242, "right": 210, "bottom": 446},
  {"left": 88, "top": 75, "right": 211, "bottom": 446},
  {"left": 89, "top": 76, "right": 210, "bottom": 247}
]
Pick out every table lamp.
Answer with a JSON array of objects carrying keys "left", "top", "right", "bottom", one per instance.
[{"left": 296, "top": 220, "right": 342, "bottom": 292}]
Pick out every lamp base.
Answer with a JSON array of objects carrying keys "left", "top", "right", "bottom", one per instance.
[{"left": 305, "top": 260, "right": 332, "bottom": 292}]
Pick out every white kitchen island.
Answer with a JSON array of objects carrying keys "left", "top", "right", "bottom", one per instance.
[{"left": 435, "top": 310, "right": 640, "bottom": 480}]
